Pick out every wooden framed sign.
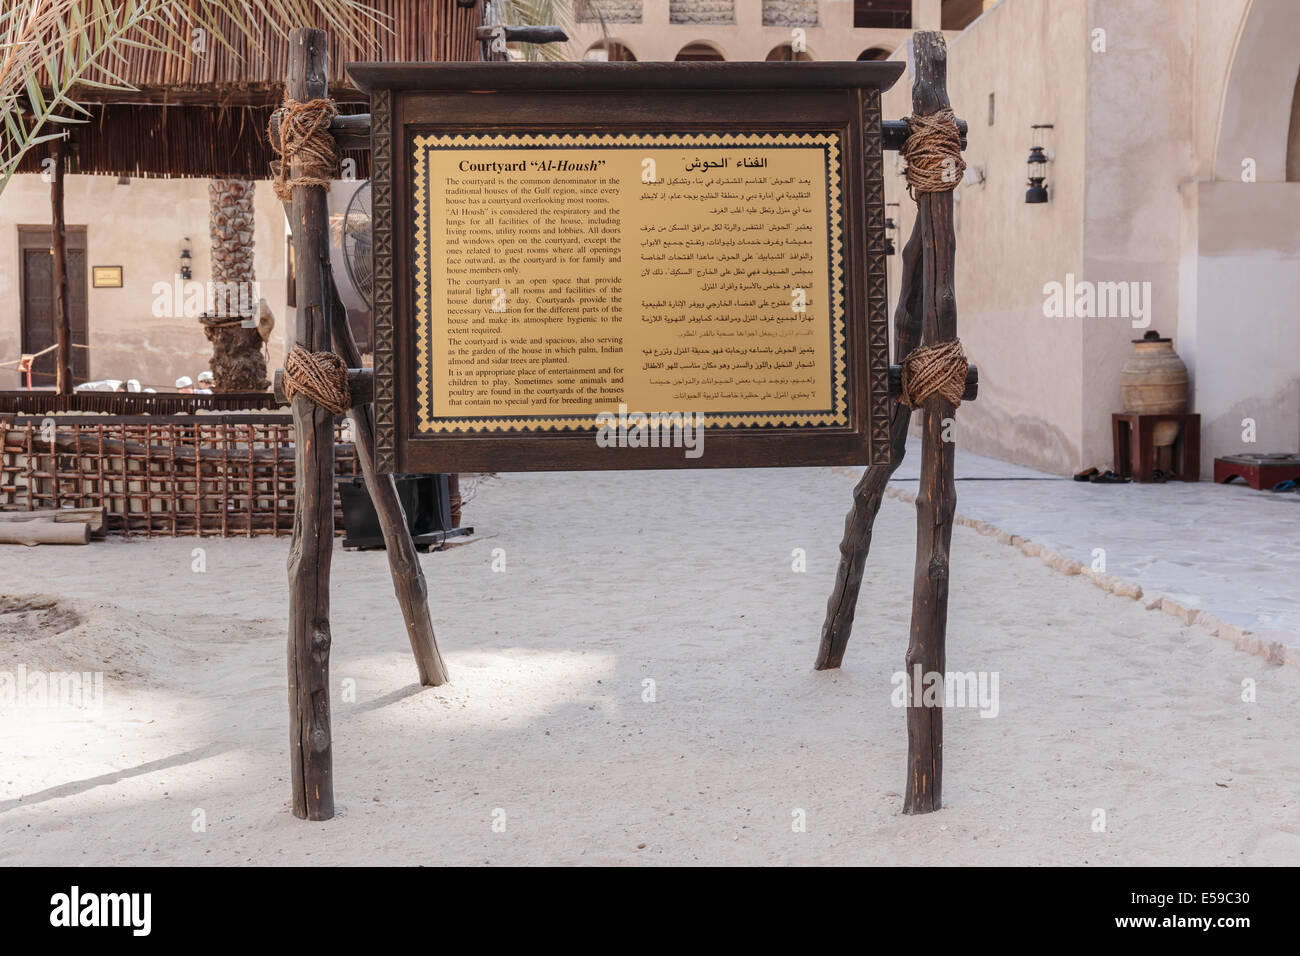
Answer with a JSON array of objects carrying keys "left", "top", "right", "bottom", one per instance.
[{"left": 348, "top": 61, "right": 904, "bottom": 473}]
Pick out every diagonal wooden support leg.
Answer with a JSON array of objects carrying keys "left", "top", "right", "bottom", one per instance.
[
  {"left": 325, "top": 264, "right": 449, "bottom": 687},
  {"left": 816, "top": 217, "right": 926, "bottom": 670}
]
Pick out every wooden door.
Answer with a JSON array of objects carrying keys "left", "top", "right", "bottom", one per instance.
[{"left": 19, "top": 226, "right": 88, "bottom": 386}]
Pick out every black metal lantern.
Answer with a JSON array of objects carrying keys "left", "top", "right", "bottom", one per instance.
[
  {"left": 1026, "top": 124, "right": 1052, "bottom": 204},
  {"left": 884, "top": 202, "right": 899, "bottom": 255},
  {"left": 179, "top": 238, "right": 192, "bottom": 280}
]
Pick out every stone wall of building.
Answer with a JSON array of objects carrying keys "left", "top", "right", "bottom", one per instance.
[
  {"left": 762, "top": 0, "right": 818, "bottom": 28},
  {"left": 668, "top": 0, "right": 735, "bottom": 26},
  {"left": 576, "top": 0, "right": 642, "bottom": 22},
  {"left": 567, "top": 0, "right": 917, "bottom": 62}
]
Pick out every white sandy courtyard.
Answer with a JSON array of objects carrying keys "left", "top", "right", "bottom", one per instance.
[{"left": 2, "top": 464, "right": 1298, "bottom": 865}]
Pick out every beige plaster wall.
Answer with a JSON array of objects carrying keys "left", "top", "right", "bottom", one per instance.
[
  {"left": 1190, "top": 181, "right": 1300, "bottom": 467},
  {"left": 0, "top": 175, "right": 291, "bottom": 391},
  {"left": 885, "top": 0, "right": 1297, "bottom": 475},
  {"left": 885, "top": 0, "right": 1090, "bottom": 474},
  {"left": 1080, "top": 0, "right": 1197, "bottom": 470}
]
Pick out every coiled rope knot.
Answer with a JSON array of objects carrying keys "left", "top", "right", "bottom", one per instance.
[
  {"left": 900, "top": 339, "right": 969, "bottom": 409},
  {"left": 268, "top": 98, "right": 340, "bottom": 202},
  {"left": 901, "top": 108, "right": 966, "bottom": 198},
  {"left": 283, "top": 345, "right": 351, "bottom": 415}
]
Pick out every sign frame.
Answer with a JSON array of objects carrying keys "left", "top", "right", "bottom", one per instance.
[{"left": 348, "top": 61, "right": 904, "bottom": 474}]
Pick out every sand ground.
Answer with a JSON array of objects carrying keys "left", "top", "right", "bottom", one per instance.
[{"left": 1, "top": 466, "right": 1298, "bottom": 865}]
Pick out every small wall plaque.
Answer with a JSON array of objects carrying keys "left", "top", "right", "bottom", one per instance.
[{"left": 92, "top": 266, "right": 123, "bottom": 288}]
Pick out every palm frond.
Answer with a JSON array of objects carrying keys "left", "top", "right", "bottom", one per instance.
[
  {"left": 0, "top": 0, "right": 388, "bottom": 196},
  {"left": 489, "top": 0, "right": 574, "bottom": 62}
]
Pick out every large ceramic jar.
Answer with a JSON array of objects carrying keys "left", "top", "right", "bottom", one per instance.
[{"left": 1121, "top": 330, "right": 1189, "bottom": 446}]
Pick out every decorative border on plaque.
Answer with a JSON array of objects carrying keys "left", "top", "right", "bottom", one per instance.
[
  {"left": 370, "top": 89, "right": 396, "bottom": 472},
  {"left": 409, "top": 131, "right": 849, "bottom": 434},
  {"left": 861, "top": 87, "right": 892, "bottom": 466}
]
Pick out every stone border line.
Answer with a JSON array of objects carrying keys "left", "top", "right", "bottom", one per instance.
[{"left": 884, "top": 484, "right": 1294, "bottom": 669}]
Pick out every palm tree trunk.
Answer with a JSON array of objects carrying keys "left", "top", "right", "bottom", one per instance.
[{"left": 202, "top": 178, "right": 268, "bottom": 392}]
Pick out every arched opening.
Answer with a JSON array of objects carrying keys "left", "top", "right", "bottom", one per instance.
[
  {"left": 765, "top": 43, "right": 812, "bottom": 62},
  {"left": 857, "top": 47, "right": 893, "bottom": 62},
  {"left": 675, "top": 41, "right": 725, "bottom": 62},
  {"left": 584, "top": 40, "right": 637, "bottom": 62},
  {"left": 1213, "top": 0, "right": 1300, "bottom": 181}
]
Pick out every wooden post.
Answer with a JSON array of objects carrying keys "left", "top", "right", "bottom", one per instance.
[
  {"left": 286, "top": 28, "right": 335, "bottom": 821},
  {"left": 325, "top": 271, "right": 450, "bottom": 686},
  {"left": 816, "top": 217, "right": 925, "bottom": 669},
  {"left": 904, "top": 31, "right": 960, "bottom": 815},
  {"left": 49, "top": 137, "right": 73, "bottom": 395}
]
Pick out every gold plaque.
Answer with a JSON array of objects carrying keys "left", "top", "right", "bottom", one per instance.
[
  {"left": 92, "top": 265, "right": 123, "bottom": 288},
  {"left": 411, "top": 133, "right": 847, "bottom": 434}
]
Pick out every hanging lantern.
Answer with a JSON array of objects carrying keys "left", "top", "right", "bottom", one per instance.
[
  {"left": 884, "top": 203, "right": 900, "bottom": 255},
  {"left": 1026, "top": 124, "right": 1052, "bottom": 204},
  {"left": 179, "top": 238, "right": 193, "bottom": 280}
]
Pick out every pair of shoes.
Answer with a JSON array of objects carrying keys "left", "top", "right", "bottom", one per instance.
[
  {"left": 1090, "top": 470, "right": 1131, "bottom": 484},
  {"left": 1074, "top": 466, "right": 1099, "bottom": 482}
]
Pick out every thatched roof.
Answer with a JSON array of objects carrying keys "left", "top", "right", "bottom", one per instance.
[
  {"left": 17, "top": 100, "right": 374, "bottom": 180},
  {"left": 20, "top": 0, "right": 480, "bottom": 179}
]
